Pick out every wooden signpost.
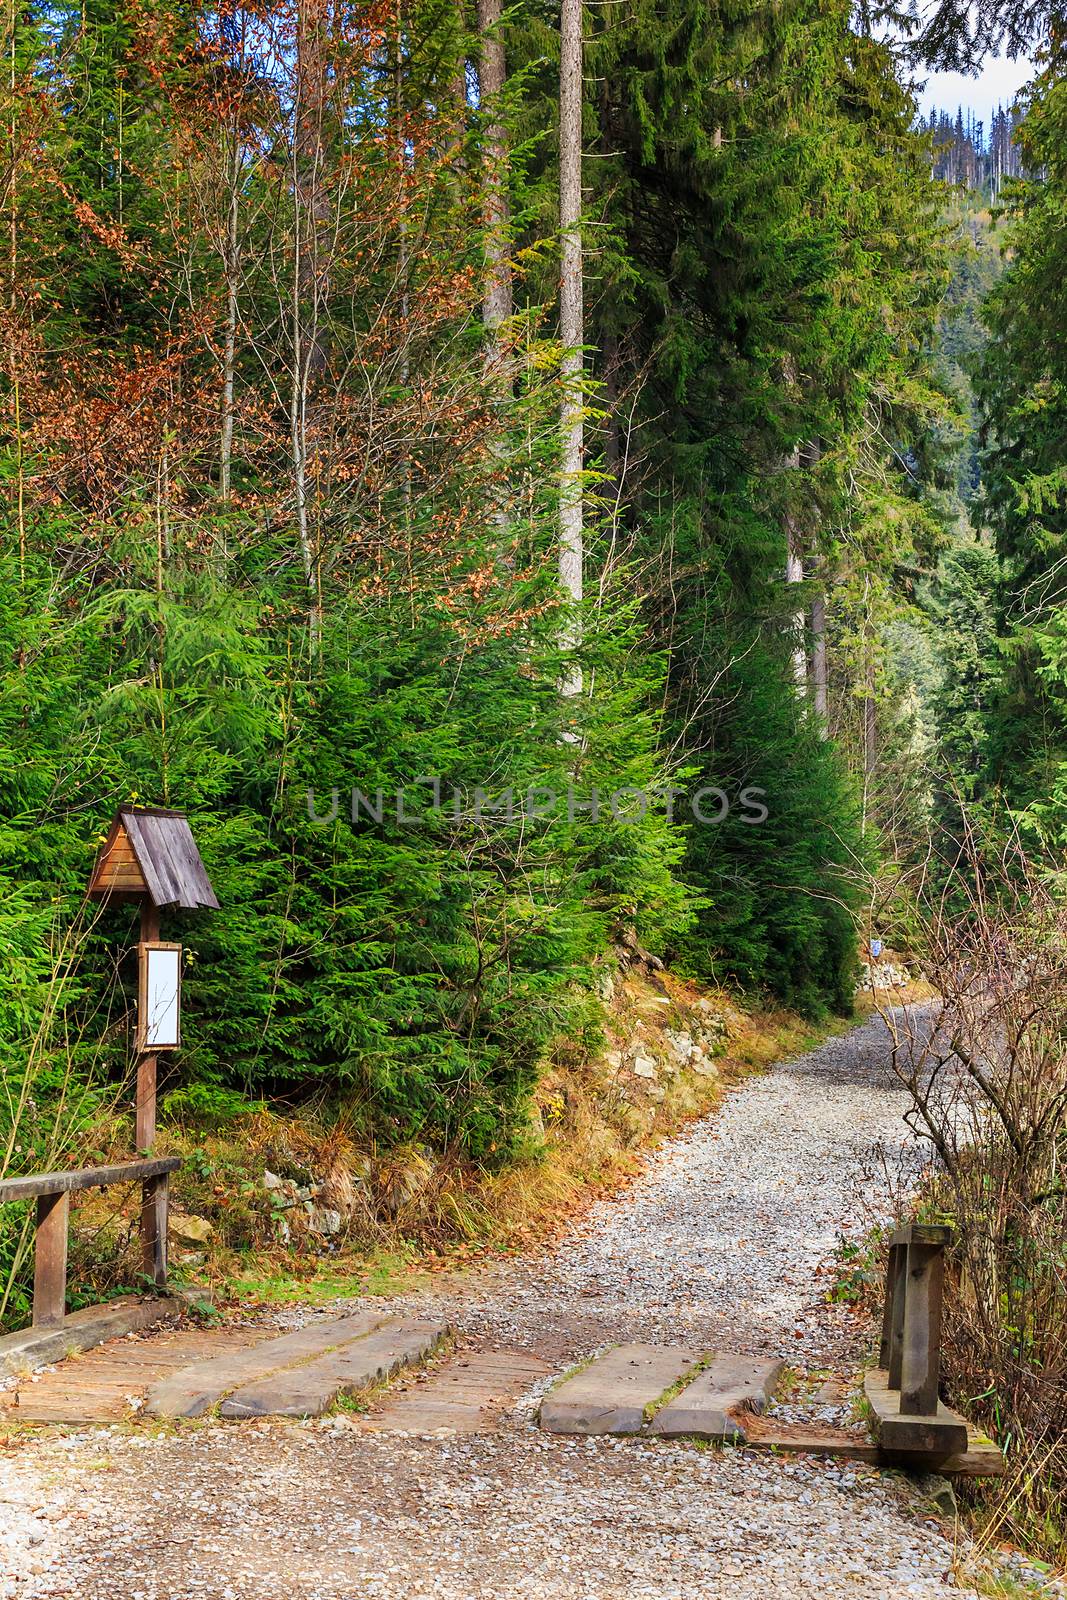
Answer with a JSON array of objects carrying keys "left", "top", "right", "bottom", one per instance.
[
  {"left": 86, "top": 805, "right": 219, "bottom": 1286},
  {"left": 0, "top": 806, "right": 218, "bottom": 1341}
]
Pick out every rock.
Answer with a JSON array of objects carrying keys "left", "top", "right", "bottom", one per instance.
[
  {"left": 308, "top": 1208, "right": 342, "bottom": 1236},
  {"left": 167, "top": 1212, "right": 213, "bottom": 1246},
  {"left": 630, "top": 1055, "right": 657, "bottom": 1080},
  {"left": 604, "top": 1049, "right": 623, "bottom": 1071},
  {"left": 691, "top": 1055, "right": 719, "bottom": 1079},
  {"left": 920, "top": 1474, "right": 958, "bottom": 1518},
  {"left": 665, "top": 1029, "right": 695, "bottom": 1062},
  {"left": 262, "top": 1169, "right": 284, "bottom": 1191}
]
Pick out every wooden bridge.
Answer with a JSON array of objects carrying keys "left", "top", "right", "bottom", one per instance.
[{"left": 0, "top": 1187, "right": 1002, "bottom": 1476}]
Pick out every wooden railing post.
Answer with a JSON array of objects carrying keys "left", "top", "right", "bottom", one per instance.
[
  {"left": 879, "top": 1240, "right": 905, "bottom": 1377},
  {"left": 887, "top": 1248, "right": 907, "bottom": 1389},
  {"left": 136, "top": 899, "right": 160, "bottom": 1154},
  {"left": 141, "top": 1170, "right": 169, "bottom": 1288},
  {"left": 879, "top": 1223, "right": 952, "bottom": 1416},
  {"left": 900, "top": 1237, "right": 946, "bottom": 1416},
  {"left": 32, "top": 1192, "right": 69, "bottom": 1327}
]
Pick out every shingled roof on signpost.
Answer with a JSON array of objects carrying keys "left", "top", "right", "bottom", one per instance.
[{"left": 88, "top": 806, "right": 220, "bottom": 911}]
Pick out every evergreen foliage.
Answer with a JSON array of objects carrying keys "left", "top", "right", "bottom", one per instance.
[{"left": 0, "top": 0, "right": 952, "bottom": 1201}]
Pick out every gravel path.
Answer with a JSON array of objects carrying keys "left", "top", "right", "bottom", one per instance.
[{"left": 0, "top": 1005, "right": 1038, "bottom": 1598}]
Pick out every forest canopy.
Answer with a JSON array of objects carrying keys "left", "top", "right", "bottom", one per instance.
[{"left": 0, "top": 0, "right": 956, "bottom": 1169}]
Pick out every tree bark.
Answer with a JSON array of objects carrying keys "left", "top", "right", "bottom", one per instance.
[
  {"left": 558, "top": 0, "right": 583, "bottom": 694},
  {"left": 290, "top": 0, "right": 329, "bottom": 647},
  {"left": 783, "top": 446, "right": 806, "bottom": 691},
  {"left": 811, "top": 590, "right": 828, "bottom": 727},
  {"left": 219, "top": 134, "right": 239, "bottom": 504},
  {"left": 476, "top": 0, "right": 511, "bottom": 340}
]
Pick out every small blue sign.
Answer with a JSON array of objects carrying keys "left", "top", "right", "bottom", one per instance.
[{"left": 870, "top": 938, "right": 883, "bottom": 960}]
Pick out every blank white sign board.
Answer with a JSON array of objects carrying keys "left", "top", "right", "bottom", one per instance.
[{"left": 140, "top": 943, "right": 181, "bottom": 1050}]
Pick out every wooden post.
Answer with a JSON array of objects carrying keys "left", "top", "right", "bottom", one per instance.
[
  {"left": 141, "top": 1170, "right": 169, "bottom": 1287},
  {"left": 900, "top": 1238, "right": 945, "bottom": 1415},
  {"left": 32, "top": 1192, "right": 69, "bottom": 1326},
  {"left": 136, "top": 900, "right": 160, "bottom": 1152},
  {"left": 879, "top": 1241, "right": 904, "bottom": 1369}
]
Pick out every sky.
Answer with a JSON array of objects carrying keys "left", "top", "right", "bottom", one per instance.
[{"left": 914, "top": 54, "right": 1036, "bottom": 121}]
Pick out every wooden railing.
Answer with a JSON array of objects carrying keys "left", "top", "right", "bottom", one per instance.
[
  {"left": 0, "top": 1157, "right": 181, "bottom": 1329},
  {"left": 878, "top": 1221, "right": 951, "bottom": 1415}
]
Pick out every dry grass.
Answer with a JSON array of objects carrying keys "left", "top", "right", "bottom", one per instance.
[{"left": 882, "top": 844, "right": 1067, "bottom": 1573}]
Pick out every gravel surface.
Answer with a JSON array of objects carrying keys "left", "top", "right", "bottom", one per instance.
[{"left": 0, "top": 1005, "right": 1049, "bottom": 1598}]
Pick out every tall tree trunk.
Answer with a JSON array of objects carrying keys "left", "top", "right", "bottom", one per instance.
[
  {"left": 811, "top": 590, "right": 828, "bottom": 727},
  {"left": 860, "top": 575, "right": 877, "bottom": 834},
  {"left": 290, "top": 0, "right": 329, "bottom": 648},
  {"left": 477, "top": 0, "right": 512, "bottom": 549},
  {"left": 7, "top": 0, "right": 24, "bottom": 584},
  {"left": 558, "top": 0, "right": 583, "bottom": 694},
  {"left": 476, "top": 0, "right": 511, "bottom": 341},
  {"left": 783, "top": 446, "right": 806, "bottom": 691},
  {"left": 219, "top": 134, "right": 239, "bottom": 506}
]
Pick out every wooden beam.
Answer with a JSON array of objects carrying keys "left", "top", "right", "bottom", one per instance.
[
  {"left": 901, "top": 1238, "right": 945, "bottom": 1415},
  {"left": 136, "top": 900, "right": 160, "bottom": 1150},
  {"left": 32, "top": 1192, "right": 69, "bottom": 1327},
  {"left": 889, "top": 1223, "right": 953, "bottom": 1248},
  {"left": 136, "top": 1053, "right": 158, "bottom": 1152},
  {"left": 865, "top": 1367, "right": 969, "bottom": 1458},
  {"left": 141, "top": 1171, "right": 169, "bottom": 1287},
  {"left": 887, "top": 1241, "right": 907, "bottom": 1389},
  {"left": 0, "top": 1156, "right": 181, "bottom": 1204},
  {"left": 0, "top": 1296, "right": 185, "bottom": 1377},
  {"left": 879, "top": 1241, "right": 904, "bottom": 1369}
]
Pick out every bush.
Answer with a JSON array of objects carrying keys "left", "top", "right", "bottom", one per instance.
[{"left": 887, "top": 839, "right": 1067, "bottom": 1565}]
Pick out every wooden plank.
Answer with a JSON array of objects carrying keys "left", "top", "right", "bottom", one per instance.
[
  {"left": 219, "top": 1319, "right": 449, "bottom": 1419},
  {"left": 122, "top": 809, "right": 219, "bottom": 911},
  {"left": 72, "top": 1334, "right": 267, "bottom": 1376},
  {"left": 0, "top": 1156, "right": 180, "bottom": 1204},
  {"left": 0, "top": 1296, "right": 184, "bottom": 1376},
  {"left": 539, "top": 1344, "right": 707, "bottom": 1436},
  {"left": 648, "top": 1354, "right": 784, "bottom": 1442},
  {"left": 9, "top": 1328, "right": 275, "bottom": 1425},
  {"left": 900, "top": 1239, "right": 944, "bottom": 1415},
  {"left": 145, "top": 1312, "right": 389, "bottom": 1418},
  {"left": 937, "top": 1437, "right": 1007, "bottom": 1478},
  {"left": 356, "top": 1347, "right": 549, "bottom": 1436},
  {"left": 88, "top": 819, "right": 141, "bottom": 897},
  {"left": 105, "top": 840, "right": 138, "bottom": 862},
  {"left": 864, "top": 1368, "right": 968, "bottom": 1457},
  {"left": 744, "top": 1415, "right": 882, "bottom": 1462},
  {"left": 744, "top": 1406, "right": 1003, "bottom": 1477},
  {"left": 32, "top": 1193, "right": 68, "bottom": 1327},
  {"left": 102, "top": 861, "right": 147, "bottom": 884}
]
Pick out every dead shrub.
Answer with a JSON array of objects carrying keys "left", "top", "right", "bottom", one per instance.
[{"left": 885, "top": 837, "right": 1067, "bottom": 1563}]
